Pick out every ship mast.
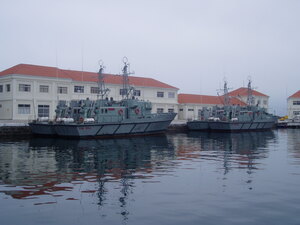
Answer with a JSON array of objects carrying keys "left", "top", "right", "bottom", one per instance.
[
  {"left": 97, "top": 60, "right": 110, "bottom": 100},
  {"left": 246, "top": 78, "right": 254, "bottom": 106},
  {"left": 121, "top": 57, "right": 134, "bottom": 99},
  {"left": 218, "top": 79, "right": 230, "bottom": 106},
  {"left": 223, "top": 80, "right": 230, "bottom": 106}
]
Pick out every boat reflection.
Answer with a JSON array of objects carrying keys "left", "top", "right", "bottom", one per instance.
[
  {"left": 0, "top": 135, "right": 174, "bottom": 201},
  {"left": 0, "top": 131, "right": 276, "bottom": 206},
  {"left": 180, "top": 131, "right": 275, "bottom": 173}
]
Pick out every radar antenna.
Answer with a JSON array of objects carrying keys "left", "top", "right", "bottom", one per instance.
[
  {"left": 97, "top": 60, "right": 110, "bottom": 100},
  {"left": 217, "top": 78, "right": 231, "bottom": 106},
  {"left": 246, "top": 76, "right": 254, "bottom": 106},
  {"left": 121, "top": 57, "right": 135, "bottom": 99}
]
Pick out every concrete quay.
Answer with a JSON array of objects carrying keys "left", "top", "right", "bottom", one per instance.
[{"left": 0, "top": 120, "right": 30, "bottom": 137}]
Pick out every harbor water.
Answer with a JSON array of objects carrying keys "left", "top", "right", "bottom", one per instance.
[{"left": 1, "top": 129, "right": 300, "bottom": 225}]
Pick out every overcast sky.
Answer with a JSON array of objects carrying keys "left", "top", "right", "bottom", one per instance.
[{"left": 1, "top": 0, "right": 299, "bottom": 115}]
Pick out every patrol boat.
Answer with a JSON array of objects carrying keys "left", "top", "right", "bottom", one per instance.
[
  {"left": 30, "top": 58, "right": 176, "bottom": 137},
  {"left": 187, "top": 80, "right": 276, "bottom": 132}
]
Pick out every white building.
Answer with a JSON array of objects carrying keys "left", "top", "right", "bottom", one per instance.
[
  {"left": 178, "top": 93, "right": 246, "bottom": 120},
  {"left": 228, "top": 88, "right": 270, "bottom": 111},
  {"left": 0, "top": 64, "right": 179, "bottom": 120},
  {"left": 287, "top": 90, "right": 300, "bottom": 119}
]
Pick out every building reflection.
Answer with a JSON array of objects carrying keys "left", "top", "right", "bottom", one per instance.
[{"left": 286, "top": 129, "right": 300, "bottom": 161}]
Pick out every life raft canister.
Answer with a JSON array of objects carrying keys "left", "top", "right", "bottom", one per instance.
[
  {"left": 79, "top": 117, "right": 84, "bottom": 123},
  {"left": 135, "top": 108, "right": 140, "bottom": 114},
  {"left": 118, "top": 109, "right": 124, "bottom": 115}
]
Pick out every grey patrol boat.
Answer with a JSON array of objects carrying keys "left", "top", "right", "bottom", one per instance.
[
  {"left": 187, "top": 80, "right": 276, "bottom": 132},
  {"left": 30, "top": 58, "right": 176, "bottom": 137}
]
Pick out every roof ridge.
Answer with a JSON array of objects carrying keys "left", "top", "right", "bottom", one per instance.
[
  {"left": 0, "top": 63, "right": 178, "bottom": 89},
  {"left": 288, "top": 90, "right": 300, "bottom": 98}
]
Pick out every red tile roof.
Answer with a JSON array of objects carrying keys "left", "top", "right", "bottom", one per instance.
[
  {"left": 0, "top": 64, "right": 178, "bottom": 89},
  {"left": 288, "top": 90, "right": 300, "bottom": 98},
  {"left": 228, "top": 87, "right": 268, "bottom": 97},
  {"left": 178, "top": 94, "right": 246, "bottom": 106}
]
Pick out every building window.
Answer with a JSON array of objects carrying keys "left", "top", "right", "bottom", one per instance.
[
  {"left": 168, "top": 92, "right": 175, "bottom": 98},
  {"left": 293, "top": 101, "right": 300, "bottom": 105},
  {"left": 134, "top": 90, "right": 141, "bottom": 96},
  {"left": 120, "top": 89, "right": 127, "bottom": 95},
  {"left": 263, "top": 100, "right": 267, "bottom": 105},
  {"left": 157, "top": 92, "right": 164, "bottom": 98},
  {"left": 179, "top": 109, "right": 183, "bottom": 111},
  {"left": 6, "top": 84, "right": 10, "bottom": 92},
  {"left": 168, "top": 108, "right": 174, "bottom": 113},
  {"left": 39, "top": 85, "right": 49, "bottom": 93},
  {"left": 74, "top": 86, "right": 84, "bottom": 93},
  {"left": 19, "top": 84, "right": 31, "bottom": 92},
  {"left": 188, "top": 109, "right": 194, "bottom": 111},
  {"left": 0, "top": 85, "right": 3, "bottom": 92},
  {"left": 293, "top": 111, "right": 300, "bottom": 115},
  {"left": 91, "top": 87, "right": 99, "bottom": 94},
  {"left": 157, "top": 108, "right": 164, "bottom": 113},
  {"left": 58, "top": 86, "right": 68, "bottom": 94},
  {"left": 18, "top": 104, "right": 30, "bottom": 114},
  {"left": 38, "top": 105, "right": 50, "bottom": 117},
  {"left": 257, "top": 100, "right": 261, "bottom": 105}
]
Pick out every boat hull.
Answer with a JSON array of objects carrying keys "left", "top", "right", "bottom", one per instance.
[
  {"left": 187, "top": 120, "right": 275, "bottom": 132},
  {"left": 187, "top": 121, "right": 209, "bottom": 130},
  {"left": 54, "top": 120, "right": 173, "bottom": 137},
  {"left": 30, "top": 113, "right": 176, "bottom": 138}
]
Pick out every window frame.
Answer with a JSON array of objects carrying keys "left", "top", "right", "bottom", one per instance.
[
  {"left": 91, "top": 87, "right": 99, "bottom": 94},
  {"left": 38, "top": 105, "right": 50, "bottom": 117},
  {"left": 133, "top": 90, "right": 141, "bottom": 96},
  {"left": 58, "top": 86, "right": 68, "bottom": 94},
  {"left": 168, "top": 92, "right": 175, "bottom": 98},
  {"left": 157, "top": 108, "right": 164, "bottom": 113},
  {"left": 18, "top": 104, "right": 30, "bottom": 114},
  {"left": 19, "top": 84, "right": 31, "bottom": 92},
  {"left": 74, "top": 85, "right": 84, "bottom": 93},
  {"left": 157, "top": 91, "right": 164, "bottom": 98},
  {"left": 293, "top": 101, "right": 300, "bottom": 105},
  {"left": 39, "top": 85, "right": 49, "bottom": 93}
]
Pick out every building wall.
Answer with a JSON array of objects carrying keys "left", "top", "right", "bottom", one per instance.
[
  {"left": 178, "top": 103, "right": 218, "bottom": 120},
  {"left": 234, "top": 95, "right": 269, "bottom": 110},
  {"left": 0, "top": 74, "right": 179, "bottom": 120},
  {"left": 287, "top": 97, "right": 300, "bottom": 119},
  {"left": 0, "top": 77, "right": 13, "bottom": 119}
]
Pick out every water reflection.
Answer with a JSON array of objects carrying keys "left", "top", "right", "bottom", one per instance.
[
  {"left": 0, "top": 132, "right": 277, "bottom": 199},
  {"left": 0, "top": 135, "right": 175, "bottom": 201},
  {"left": 173, "top": 131, "right": 275, "bottom": 174},
  {"left": 0, "top": 131, "right": 278, "bottom": 224},
  {"left": 287, "top": 129, "right": 300, "bottom": 163}
]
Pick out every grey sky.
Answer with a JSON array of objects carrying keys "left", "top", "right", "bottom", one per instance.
[{"left": 1, "top": 0, "right": 299, "bottom": 115}]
